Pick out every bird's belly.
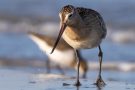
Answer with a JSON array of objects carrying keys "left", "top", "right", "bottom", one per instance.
[
  {"left": 63, "top": 34, "right": 102, "bottom": 49},
  {"left": 46, "top": 49, "right": 75, "bottom": 67}
]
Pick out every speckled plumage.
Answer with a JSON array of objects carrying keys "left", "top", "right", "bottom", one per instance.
[
  {"left": 76, "top": 7, "right": 107, "bottom": 39},
  {"left": 60, "top": 5, "right": 106, "bottom": 42},
  {"left": 59, "top": 5, "right": 107, "bottom": 49}
]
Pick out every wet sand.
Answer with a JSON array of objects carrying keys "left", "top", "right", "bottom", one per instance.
[{"left": 0, "top": 67, "right": 135, "bottom": 90}]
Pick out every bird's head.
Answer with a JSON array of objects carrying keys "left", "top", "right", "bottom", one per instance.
[
  {"left": 50, "top": 5, "right": 77, "bottom": 54},
  {"left": 59, "top": 5, "right": 77, "bottom": 26}
]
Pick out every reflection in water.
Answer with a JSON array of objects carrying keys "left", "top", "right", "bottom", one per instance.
[
  {"left": 76, "top": 86, "right": 80, "bottom": 90},
  {"left": 75, "top": 85, "right": 105, "bottom": 90},
  {"left": 96, "top": 86, "right": 104, "bottom": 90},
  {"left": 96, "top": 83, "right": 106, "bottom": 90}
]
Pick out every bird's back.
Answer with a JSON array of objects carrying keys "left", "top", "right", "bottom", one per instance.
[{"left": 76, "top": 7, "right": 107, "bottom": 39}]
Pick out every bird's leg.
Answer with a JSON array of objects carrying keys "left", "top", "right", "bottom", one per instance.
[
  {"left": 74, "top": 50, "right": 81, "bottom": 86},
  {"left": 95, "top": 45, "right": 105, "bottom": 87},
  {"left": 46, "top": 59, "right": 51, "bottom": 73}
]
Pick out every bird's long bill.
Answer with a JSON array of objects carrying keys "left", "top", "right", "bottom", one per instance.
[{"left": 50, "top": 23, "right": 67, "bottom": 54}]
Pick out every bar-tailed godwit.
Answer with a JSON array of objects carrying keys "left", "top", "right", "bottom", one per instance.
[
  {"left": 51, "top": 5, "right": 107, "bottom": 87},
  {"left": 29, "top": 32, "right": 88, "bottom": 78}
]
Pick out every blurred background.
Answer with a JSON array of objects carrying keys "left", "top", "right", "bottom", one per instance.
[{"left": 0, "top": 0, "right": 135, "bottom": 82}]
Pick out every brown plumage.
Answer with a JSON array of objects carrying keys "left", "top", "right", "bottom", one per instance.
[
  {"left": 51, "top": 5, "right": 107, "bottom": 87},
  {"left": 28, "top": 31, "right": 88, "bottom": 78},
  {"left": 28, "top": 31, "right": 71, "bottom": 51}
]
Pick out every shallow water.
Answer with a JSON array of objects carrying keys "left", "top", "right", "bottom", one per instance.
[{"left": 0, "top": 67, "right": 135, "bottom": 90}]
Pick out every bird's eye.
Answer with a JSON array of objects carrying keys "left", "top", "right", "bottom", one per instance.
[{"left": 68, "top": 14, "right": 73, "bottom": 18}]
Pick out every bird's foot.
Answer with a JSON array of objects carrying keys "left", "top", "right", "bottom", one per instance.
[
  {"left": 74, "top": 80, "right": 81, "bottom": 86},
  {"left": 94, "top": 76, "right": 106, "bottom": 87},
  {"left": 63, "top": 81, "right": 81, "bottom": 86},
  {"left": 63, "top": 83, "right": 71, "bottom": 86}
]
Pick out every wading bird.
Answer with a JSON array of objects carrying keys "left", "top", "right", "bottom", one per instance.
[
  {"left": 51, "top": 5, "right": 107, "bottom": 87},
  {"left": 29, "top": 32, "right": 88, "bottom": 78}
]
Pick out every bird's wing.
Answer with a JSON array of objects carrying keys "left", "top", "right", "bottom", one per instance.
[{"left": 77, "top": 7, "right": 107, "bottom": 38}]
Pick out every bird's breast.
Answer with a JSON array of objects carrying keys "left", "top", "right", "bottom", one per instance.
[
  {"left": 63, "top": 30, "right": 89, "bottom": 49},
  {"left": 62, "top": 27, "right": 103, "bottom": 49},
  {"left": 63, "top": 27, "right": 81, "bottom": 40}
]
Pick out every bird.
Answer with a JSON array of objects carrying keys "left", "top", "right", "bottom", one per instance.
[
  {"left": 28, "top": 32, "right": 88, "bottom": 78},
  {"left": 51, "top": 5, "right": 107, "bottom": 87}
]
